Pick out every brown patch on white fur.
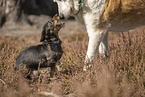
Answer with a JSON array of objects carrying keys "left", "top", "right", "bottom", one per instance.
[{"left": 100, "top": 0, "right": 145, "bottom": 31}]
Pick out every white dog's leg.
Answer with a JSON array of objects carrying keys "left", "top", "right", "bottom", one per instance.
[
  {"left": 85, "top": 29, "right": 107, "bottom": 61},
  {"left": 99, "top": 31, "right": 108, "bottom": 57},
  {"left": 83, "top": 28, "right": 107, "bottom": 71}
]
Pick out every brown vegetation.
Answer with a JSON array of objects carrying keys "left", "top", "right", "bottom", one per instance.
[{"left": 0, "top": 30, "right": 144, "bottom": 97}]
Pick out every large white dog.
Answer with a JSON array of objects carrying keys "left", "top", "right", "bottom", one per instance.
[{"left": 53, "top": 0, "right": 145, "bottom": 70}]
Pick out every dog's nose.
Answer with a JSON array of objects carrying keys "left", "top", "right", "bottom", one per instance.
[
  {"left": 55, "top": 14, "right": 59, "bottom": 16},
  {"left": 59, "top": 14, "right": 64, "bottom": 19}
]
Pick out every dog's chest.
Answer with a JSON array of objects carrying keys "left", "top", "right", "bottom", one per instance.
[{"left": 45, "top": 45, "right": 63, "bottom": 60}]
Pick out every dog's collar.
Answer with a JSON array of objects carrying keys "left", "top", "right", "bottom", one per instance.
[
  {"left": 79, "top": 0, "right": 85, "bottom": 8},
  {"left": 43, "top": 39, "right": 62, "bottom": 46},
  {"left": 74, "top": 0, "right": 85, "bottom": 15}
]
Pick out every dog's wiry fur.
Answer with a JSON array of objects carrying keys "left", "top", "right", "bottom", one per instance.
[
  {"left": 54, "top": 0, "right": 145, "bottom": 70},
  {"left": 15, "top": 16, "right": 64, "bottom": 78}
]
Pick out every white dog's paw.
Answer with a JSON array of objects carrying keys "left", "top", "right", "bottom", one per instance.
[{"left": 83, "top": 64, "right": 92, "bottom": 71}]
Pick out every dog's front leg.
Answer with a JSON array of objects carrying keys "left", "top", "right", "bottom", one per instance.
[
  {"left": 99, "top": 31, "right": 108, "bottom": 57},
  {"left": 84, "top": 26, "right": 107, "bottom": 71},
  {"left": 85, "top": 29, "right": 107, "bottom": 60}
]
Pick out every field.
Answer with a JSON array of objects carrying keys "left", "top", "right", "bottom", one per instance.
[{"left": 0, "top": 21, "right": 145, "bottom": 97}]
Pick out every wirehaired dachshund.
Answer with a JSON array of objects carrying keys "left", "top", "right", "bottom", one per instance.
[{"left": 15, "top": 16, "right": 65, "bottom": 79}]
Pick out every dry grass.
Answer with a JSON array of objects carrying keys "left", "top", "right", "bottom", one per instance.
[{"left": 0, "top": 30, "right": 144, "bottom": 97}]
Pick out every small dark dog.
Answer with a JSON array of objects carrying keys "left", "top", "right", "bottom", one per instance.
[{"left": 15, "top": 16, "right": 64, "bottom": 78}]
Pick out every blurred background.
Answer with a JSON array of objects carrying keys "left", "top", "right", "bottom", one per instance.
[
  {"left": 0, "top": 0, "right": 85, "bottom": 36},
  {"left": 0, "top": 0, "right": 58, "bottom": 26}
]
